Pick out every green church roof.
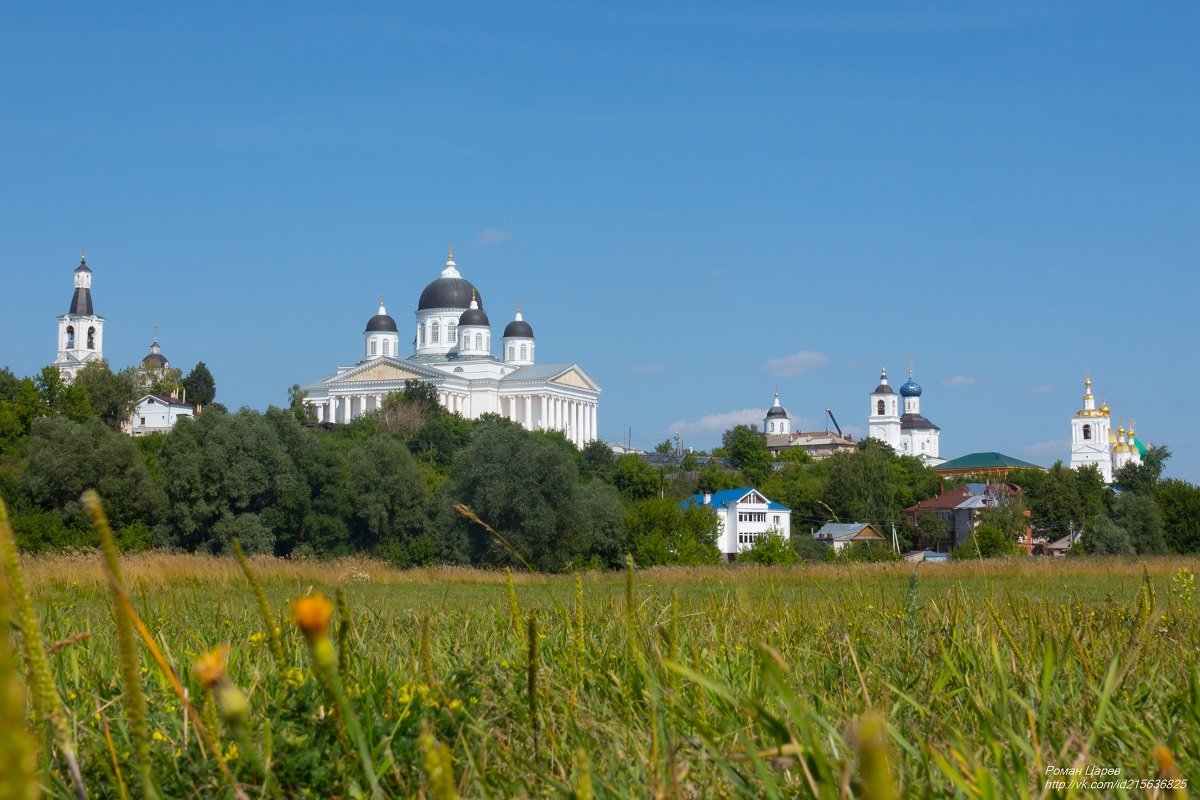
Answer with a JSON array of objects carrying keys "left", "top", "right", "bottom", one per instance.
[{"left": 934, "top": 452, "right": 1044, "bottom": 472}]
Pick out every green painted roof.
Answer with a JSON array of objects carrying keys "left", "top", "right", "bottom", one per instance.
[{"left": 934, "top": 452, "right": 1044, "bottom": 472}]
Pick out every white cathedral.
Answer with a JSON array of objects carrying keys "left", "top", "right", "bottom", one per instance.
[
  {"left": 1069, "top": 377, "right": 1142, "bottom": 483},
  {"left": 868, "top": 367, "right": 943, "bottom": 464},
  {"left": 301, "top": 249, "right": 601, "bottom": 447}
]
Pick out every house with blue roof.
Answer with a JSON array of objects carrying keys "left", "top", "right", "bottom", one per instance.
[{"left": 679, "top": 488, "right": 791, "bottom": 561}]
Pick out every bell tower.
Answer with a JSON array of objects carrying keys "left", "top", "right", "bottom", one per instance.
[{"left": 53, "top": 249, "right": 106, "bottom": 382}]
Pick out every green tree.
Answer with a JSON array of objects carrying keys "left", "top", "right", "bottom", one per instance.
[
  {"left": 736, "top": 530, "right": 798, "bottom": 565},
  {"left": 580, "top": 439, "right": 615, "bottom": 481},
  {"left": 157, "top": 409, "right": 297, "bottom": 552},
  {"left": 823, "top": 439, "right": 897, "bottom": 525},
  {"left": 347, "top": 435, "right": 429, "bottom": 549},
  {"left": 444, "top": 419, "right": 623, "bottom": 571},
  {"left": 952, "top": 524, "right": 1020, "bottom": 560},
  {"left": 1024, "top": 462, "right": 1082, "bottom": 539},
  {"left": 654, "top": 439, "right": 675, "bottom": 455},
  {"left": 695, "top": 461, "right": 741, "bottom": 494},
  {"left": 1157, "top": 479, "right": 1200, "bottom": 553},
  {"left": 21, "top": 416, "right": 166, "bottom": 532},
  {"left": 138, "top": 365, "right": 185, "bottom": 399},
  {"left": 1111, "top": 491, "right": 1166, "bottom": 554},
  {"left": 624, "top": 498, "right": 720, "bottom": 566},
  {"left": 1081, "top": 515, "right": 1135, "bottom": 555},
  {"left": 721, "top": 424, "right": 770, "bottom": 486},
  {"left": 1113, "top": 444, "right": 1171, "bottom": 495},
  {"left": 181, "top": 361, "right": 217, "bottom": 406},
  {"left": 74, "top": 360, "right": 138, "bottom": 429},
  {"left": 35, "top": 366, "right": 92, "bottom": 422},
  {"left": 611, "top": 454, "right": 659, "bottom": 502},
  {"left": 287, "top": 384, "right": 315, "bottom": 424}
]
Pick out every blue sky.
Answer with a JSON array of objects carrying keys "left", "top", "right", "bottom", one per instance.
[{"left": 2, "top": 2, "right": 1198, "bottom": 480}]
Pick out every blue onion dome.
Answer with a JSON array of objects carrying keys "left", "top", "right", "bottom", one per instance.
[
  {"left": 365, "top": 299, "right": 398, "bottom": 332},
  {"left": 899, "top": 377, "right": 922, "bottom": 397}
]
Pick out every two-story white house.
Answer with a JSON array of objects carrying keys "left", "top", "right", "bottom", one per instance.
[{"left": 680, "top": 488, "right": 791, "bottom": 561}]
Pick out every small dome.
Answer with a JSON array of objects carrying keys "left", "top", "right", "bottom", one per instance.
[
  {"left": 417, "top": 251, "right": 482, "bottom": 310},
  {"left": 873, "top": 367, "right": 894, "bottom": 394},
  {"left": 459, "top": 306, "right": 490, "bottom": 326},
  {"left": 142, "top": 352, "right": 169, "bottom": 369},
  {"left": 766, "top": 405, "right": 788, "bottom": 418},
  {"left": 899, "top": 378, "right": 922, "bottom": 397},
  {"left": 503, "top": 305, "right": 534, "bottom": 338},
  {"left": 365, "top": 300, "right": 397, "bottom": 332}
]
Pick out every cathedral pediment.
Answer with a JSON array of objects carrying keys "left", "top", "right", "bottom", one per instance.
[
  {"left": 550, "top": 366, "right": 599, "bottom": 391},
  {"left": 337, "top": 358, "right": 443, "bottom": 384}
]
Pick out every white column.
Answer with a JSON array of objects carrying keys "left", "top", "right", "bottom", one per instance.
[
  {"left": 591, "top": 404, "right": 597, "bottom": 443},
  {"left": 525, "top": 395, "right": 532, "bottom": 429}
]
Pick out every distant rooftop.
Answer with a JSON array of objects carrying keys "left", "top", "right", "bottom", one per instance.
[{"left": 934, "top": 452, "right": 1043, "bottom": 473}]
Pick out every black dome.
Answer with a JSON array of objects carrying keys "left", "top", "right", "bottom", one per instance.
[
  {"left": 142, "top": 353, "right": 168, "bottom": 369},
  {"left": 503, "top": 319, "right": 534, "bottom": 338},
  {"left": 365, "top": 314, "right": 398, "bottom": 332},
  {"left": 419, "top": 277, "right": 482, "bottom": 311},
  {"left": 873, "top": 383, "right": 894, "bottom": 394},
  {"left": 766, "top": 405, "right": 788, "bottom": 418},
  {"left": 459, "top": 307, "right": 490, "bottom": 326}
]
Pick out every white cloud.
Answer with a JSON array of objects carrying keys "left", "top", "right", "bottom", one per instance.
[
  {"left": 942, "top": 375, "right": 977, "bottom": 387},
  {"left": 629, "top": 363, "right": 665, "bottom": 375},
  {"left": 761, "top": 351, "right": 829, "bottom": 378},
  {"left": 1022, "top": 439, "right": 1069, "bottom": 458},
  {"left": 470, "top": 228, "right": 514, "bottom": 248},
  {"left": 668, "top": 408, "right": 763, "bottom": 438},
  {"left": 1030, "top": 384, "right": 1056, "bottom": 395}
]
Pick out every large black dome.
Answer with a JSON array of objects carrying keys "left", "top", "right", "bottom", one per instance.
[
  {"left": 418, "top": 277, "right": 482, "bottom": 310},
  {"left": 503, "top": 319, "right": 534, "bottom": 338},
  {"left": 766, "top": 405, "right": 788, "bottom": 418},
  {"left": 365, "top": 313, "right": 398, "bottom": 332},
  {"left": 142, "top": 352, "right": 168, "bottom": 369}
]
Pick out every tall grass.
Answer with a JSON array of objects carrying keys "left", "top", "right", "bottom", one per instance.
[{"left": 1, "top": 500, "right": 1197, "bottom": 796}]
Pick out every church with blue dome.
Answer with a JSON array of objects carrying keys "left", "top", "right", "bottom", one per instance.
[
  {"left": 300, "top": 248, "right": 601, "bottom": 447},
  {"left": 868, "top": 367, "right": 942, "bottom": 464}
]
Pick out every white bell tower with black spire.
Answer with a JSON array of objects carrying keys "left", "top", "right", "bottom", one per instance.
[{"left": 53, "top": 249, "right": 106, "bottom": 382}]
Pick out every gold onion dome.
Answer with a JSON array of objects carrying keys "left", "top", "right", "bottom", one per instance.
[{"left": 1100, "top": 401, "right": 1110, "bottom": 415}]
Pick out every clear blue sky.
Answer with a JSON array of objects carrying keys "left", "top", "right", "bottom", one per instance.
[{"left": 2, "top": 2, "right": 1198, "bottom": 480}]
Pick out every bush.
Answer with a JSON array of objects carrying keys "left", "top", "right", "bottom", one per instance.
[
  {"left": 737, "top": 531, "right": 798, "bottom": 565},
  {"left": 10, "top": 511, "right": 92, "bottom": 552},
  {"left": 838, "top": 542, "right": 900, "bottom": 563},
  {"left": 952, "top": 524, "right": 1020, "bottom": 560},
  {"left": 792, "top": 535, "right": 834, "bottom": 563}
]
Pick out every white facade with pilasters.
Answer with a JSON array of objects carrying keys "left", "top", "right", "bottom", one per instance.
[{"left": 301, "top": 250, "right": 601, "bottom": 447}]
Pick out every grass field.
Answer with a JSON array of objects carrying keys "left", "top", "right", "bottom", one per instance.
[{"left": 4, "top": 535, "right": 1199, "bottom": 797}]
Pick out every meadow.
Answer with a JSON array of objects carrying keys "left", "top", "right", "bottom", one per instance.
[{"left": 2, "top": 502, "right": 1197, "bottom": 798}]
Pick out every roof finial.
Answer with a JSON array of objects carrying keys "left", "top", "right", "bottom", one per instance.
[
  {"left": 81, "top": 244, "right": 86, "bottom": 262},
  {"left": 907, "top": 357, "right": 914, "bottom": 378},
  {"left": 152, "top": 323, "right": 159, "bottom": 344},
  {"left": 448, "top": 243, "right": 454, "bottom": 261}
]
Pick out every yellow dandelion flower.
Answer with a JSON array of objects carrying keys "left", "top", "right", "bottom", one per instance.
[
  {"left": 193, "top": 644, "right": 230, "bottom": 690},
  {"left": 152, "top": 730, "right": 169, "bottom": 743},
  {"left": 293, "top": 593, "right": 334, "bottom": 641}
]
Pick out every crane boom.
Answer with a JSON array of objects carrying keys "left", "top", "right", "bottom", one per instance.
[{"left": 825, "top": 408, "right": 843, "bottom": 436}]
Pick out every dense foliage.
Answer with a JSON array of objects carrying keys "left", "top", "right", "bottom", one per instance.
[{"left": 3, "top": 363, "right": 1200, "bottom": 563}]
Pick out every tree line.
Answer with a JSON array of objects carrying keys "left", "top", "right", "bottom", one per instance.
[{"left": 2, "top": 370, "right": 1198, "bottom": 566}]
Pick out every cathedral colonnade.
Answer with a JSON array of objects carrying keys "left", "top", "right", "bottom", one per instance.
[{"left": 318, "top": 391, "right": 597, "bottom": 447}]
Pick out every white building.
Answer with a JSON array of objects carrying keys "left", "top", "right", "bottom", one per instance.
[
  {"left": 1068, "top": 377, "right": 1143, "bottom": 483},
  {"left": 301, "top": 249, "right": 601, "bottom": 448},
  {"left": 680, "top": 488, "right": 791, "bottom": 561},
  {"left": 53, "top": 252, "right": 106, "bottom": 382},
  {"left": 867, "top": 367, "right": 942, "bottom": 464},
  {"left": 762, "top": 392, "right": 856, "bottom": 460},
  {"left": 126, "top": 394, "right": 195, "bottom": 437}
]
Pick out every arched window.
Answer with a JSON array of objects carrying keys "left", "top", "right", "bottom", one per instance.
[
  {"left": 87, "top": 327, "right": 96, "bottom": 349},
  {"left": 475, "top": 333, "right": 483, "bottom": 351},
  {"left": 431, "top": 322, "right": 439, "bottom": 343},
  {"left": 769, "top": 422, "right": 774, "bottom": 433},
  {"left": 462, "top": 333, "right": 469, "bottom": 349},
  {"left": 418, "top": 326, "right": 424, "bottom": 346},
  {"left": 876, "top": 399, "right": 884, "bottom": 415},
  {"left": 370, "top": 340, "right": 377, "bottom": 356},
  {"left": 520, "top": 344, "right": 527, "bottom": 361},
  {"left": 382, "top": 339, "right": 389, "bottom": 356},
  {"left": 448, "top": 322, "right": 457, "bottom": 343},
  {"left": 66, "top": 325, "right": 74, "bottom": 348},
  {"left": 508, "top": 345, "right": 514, "bottom": 360},
  {"left": 1083, "top": 424, "right": 1092, "bottom": 440}
]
